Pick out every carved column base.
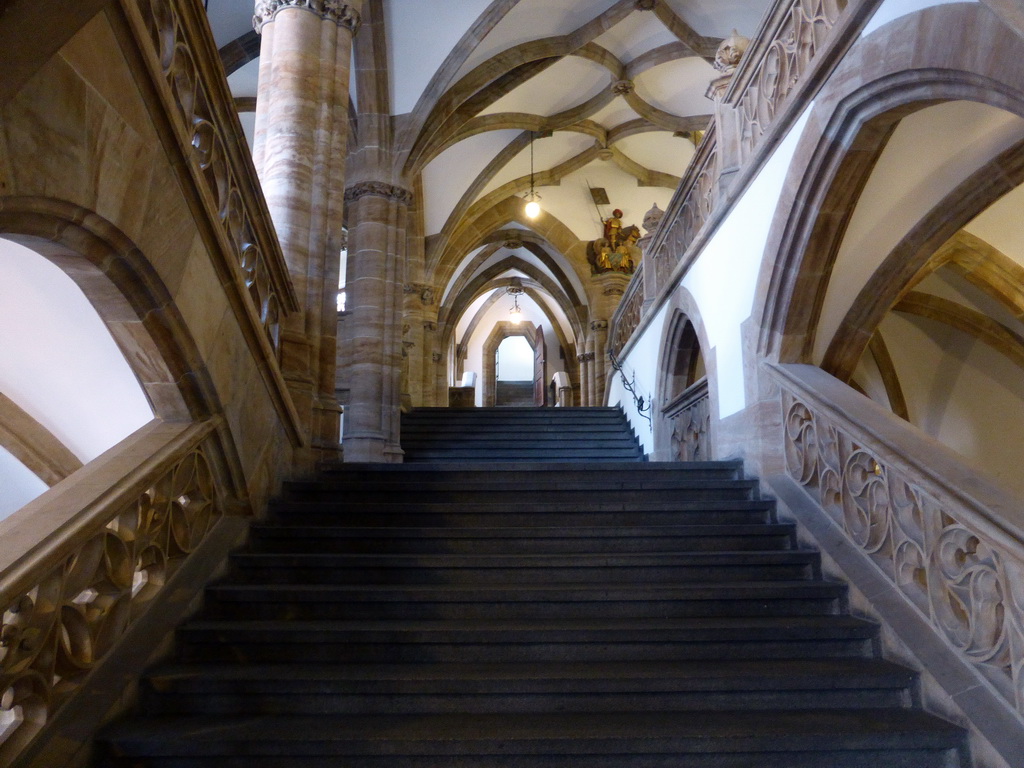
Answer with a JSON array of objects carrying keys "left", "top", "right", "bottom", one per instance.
[{"left": 343, "top": 433, "right": 404, "bottom": 463}]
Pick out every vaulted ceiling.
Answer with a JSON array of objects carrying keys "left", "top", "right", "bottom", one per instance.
[{"left": 205, "top": 0, "right": 771, "bottom": 343}]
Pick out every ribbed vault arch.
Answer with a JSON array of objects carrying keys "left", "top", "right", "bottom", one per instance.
[{"left": 756, "top": 4, "right": 1024, "bottom": 365}]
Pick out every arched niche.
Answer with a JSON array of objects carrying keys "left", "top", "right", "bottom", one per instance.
[{"left": 653, "top": 290, "right": 715, "bottom": 462}]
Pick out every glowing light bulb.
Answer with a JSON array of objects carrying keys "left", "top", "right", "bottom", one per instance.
[
  {"left": 524, "top": 200, "right": 541, "bottom": 219},
  {"left": 509, "top": 304, "right": 522, "bottom": 324}
]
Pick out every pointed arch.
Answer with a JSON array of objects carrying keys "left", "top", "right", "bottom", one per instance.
[
  {"left": 756, "top": 3, "right": 1024, "bottom": 365},
  {"left": 0, "top": 198, "right": 246, "bottom": 497}
]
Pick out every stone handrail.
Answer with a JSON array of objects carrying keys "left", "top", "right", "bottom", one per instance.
[
  {"left": 771, "top": 363, "right": 1024, "bottom": 717},
  {"left": 0, "top": 419, "right": 228, "bottom": 764},
  {"left": 663, "top": 376, "right": 711, "bottom": 461},
  {"left": 127, "top": 0, "right": 298, "bottom": 351},
  {"left": 608, "top": 260, "right": 645, "bottom": 356}
]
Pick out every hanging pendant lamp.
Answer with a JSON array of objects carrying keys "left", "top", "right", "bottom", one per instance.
[{"left": 524, "top": 131, "right": 541, "bottom": 219}]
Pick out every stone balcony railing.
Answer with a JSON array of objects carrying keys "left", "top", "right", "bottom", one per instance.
[
  {"left": 608, "top": 261, "right": 645, "bottom": 356},
  {"left": 608, "top": 0, "right": 852, "bottom": 357},
  {"left": 771, "top": 363, "right": 1024, "bottom": 726},
  {"left": 0, "top": 419, "right": 246, "bottom": 766},
  {"left": 128, "top": 0, "right": 298, "bottom": 358},
  {"left": 663, "top": 377, "right": 711, "bottom": 461}
]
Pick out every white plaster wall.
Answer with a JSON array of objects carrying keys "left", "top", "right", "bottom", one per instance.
[
  {"left": 966, "top": 182, "right": 1024, "bottom": 265},
  {"left": 607, "top": 303, "right": 667, "bottom": 455},
  {"left": 850, "top": 342, "right": 891, "bottom": 410},
  {"left": 612, "top": 106, "right": 813, "bottom": 442},
  {"left": 0, "top": 446, "right": 47, "bottom": 522},
  {"left": 0, "top": 239, "right": 153, "bottom": 464},
  {"left": 880, "top": 311, "right": 1024, "bottom": 496}
]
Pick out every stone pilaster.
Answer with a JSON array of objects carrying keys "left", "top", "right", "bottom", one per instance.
[
  {"left": 590, "top": 271, "right": 631, "bottom": 405},
  {"left": 341, "top": 181, "right": 412, "bottom": 462},
  {"left": 402, "top": 282, "right": 436, "bottom": 407},
  {"left": 252, "top": 0, "right": 362, "bottom": 466},
  {"left": 577, "top": 351, "right": 593, "bottom": 406}
]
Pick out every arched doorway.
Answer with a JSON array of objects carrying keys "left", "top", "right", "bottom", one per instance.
[{"left": 482, "top": 321, "right": 548, "bottom": 406}]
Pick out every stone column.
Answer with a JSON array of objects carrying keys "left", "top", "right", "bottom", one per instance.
[
  {"left": 252, "top": 0, "right": 361, "bottom": 463},
  {"left": 341, "top": 181, "right": 411, "bottom": 462}
]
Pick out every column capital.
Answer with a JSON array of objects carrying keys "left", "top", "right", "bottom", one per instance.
[
  {"left": 344, "top": 181, "right": 414, "bottom": 206},
  {"left": 254, "top": 0, "right": 361, "bottom": 34}
]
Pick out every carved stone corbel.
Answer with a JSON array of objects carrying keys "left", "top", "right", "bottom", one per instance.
[{"left": 344, "top": 181, "right": 414, "bottom": 206}]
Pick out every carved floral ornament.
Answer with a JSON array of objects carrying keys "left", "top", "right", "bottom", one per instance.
[
  {"left": 403, "top": 283, "right": 434, "bottom": 305},
  {"left": 735, "top": 0, "right": 842, "bottom": 158},
  {"left": 610, "top": 284, "right": 643, "bottom": 354},
  {"left": 669, "top": 386, "right": 710, "bottom": 462},
  {"left": 135, "top": 0, "right": 284, "bottom": 351},
  {"left": 253, "top": 0, "right": 361, "bottom": 32},
  {"left": 343, "top": 181, "right": 415, "bottom": 206},
  {"left": 0, "top": 445, "right": 223, "bottom": 760},
  {"left": 781, "top": 388, "right": 1024, "bottom": 714}
]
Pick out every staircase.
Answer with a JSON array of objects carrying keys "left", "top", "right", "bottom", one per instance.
[
  {"left": 97, "top": 411, "right": 968, "bottom": 767},
  {"left": 400, "top": 406, "right": 645, "bottom": 462},
  {"left": 495, "top": 380, "right": 534, "bottom": 406}
]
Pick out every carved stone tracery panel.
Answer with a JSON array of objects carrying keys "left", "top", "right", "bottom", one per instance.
[
  {"left": 0, "top": 443, "right": 224, "bottom": 762},
  {"left": 734, "top": 0, "right": 845, "bottom": 160},
  {"left": 781, "top": 386, "right": 1024, "bottom": 711},
  {"left": 134, "top": 0, "right": 289, "bottom": 352}
]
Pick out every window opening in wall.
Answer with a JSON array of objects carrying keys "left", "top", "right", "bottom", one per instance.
[{"left": 337, "top": 240, "right": 348, "bottom": 312}]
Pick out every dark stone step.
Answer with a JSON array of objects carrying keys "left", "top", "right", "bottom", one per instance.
[
  {"left": 225, "top": 551, "right": 819, "bottom": 585},
  {"left": 317, "top": 460, "right": 742, "bottom": 477},
  {"left": 402, "top": 406, "right": 624, "bottom": 417},
  {"left": 140, "top": 658, "right": 915, "bottom": 715},
  {"left": 177, "top": 616, "right": 879, "bottom": 663},
  {"left": 204, "top": 580, "right": 845, "bottom": 620},
  {"left": 399, "top": 437, "right": 642, "bottom": 448},
  {"left": 400, "top": 450, "right": 645, "bottom": 461},
  {"left": 399, "top": 424, "right": 635, "bottom": 435},
  {"left": 266, "top": 503, "right": 776, "bottom": 528},
  {"left": 284, "top": 483, "right": 751, "bottom": 500},
  {"left": 97, "top": 709, "right": 966, "bottom": 766},
  {"left": 246, "top": 522, "right": 796, "bottom": 554}
]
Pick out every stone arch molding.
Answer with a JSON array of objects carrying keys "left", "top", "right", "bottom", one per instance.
[
  {"left": 652, "top": 286, "right": 716, "bottom": 461},
  {"left": 755, "top": 3, "right": 1024, "bottom": 366},
  {"left": 0, "top": 199, "right": 224, "bottom": 423},
  {"left": 0, "top": 198, "right": 247, "bottom": 497}
]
